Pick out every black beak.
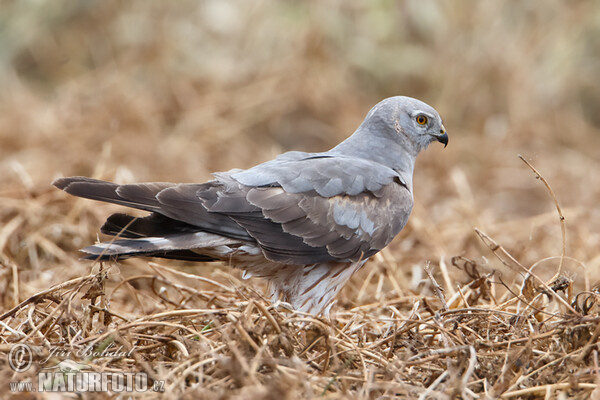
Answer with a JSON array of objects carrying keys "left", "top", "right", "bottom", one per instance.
[{"left": 437, "top": 132, "right": 448, "bottom": 148}]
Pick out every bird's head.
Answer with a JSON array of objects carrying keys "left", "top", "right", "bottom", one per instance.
[{"left": 363, "top": 96, "right": 448, "bottom": 154}]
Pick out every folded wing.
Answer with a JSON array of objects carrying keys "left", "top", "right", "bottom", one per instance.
[{"left": 53, "top": 154, "right": 413, "bottom": 264}]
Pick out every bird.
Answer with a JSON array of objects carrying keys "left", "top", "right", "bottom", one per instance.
[{"left": 53, "top": 96, "right": 448, "bottom": 315}]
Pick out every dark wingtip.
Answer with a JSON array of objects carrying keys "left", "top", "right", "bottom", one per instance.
[
  {"left": 52, "top": 176, "right": 115, "bottom": 196},
  {"left": 52, "top": 176, "right": 99, "bottom": 191},
  {"left": 52, "top": 177, "right": 73, "bottom": 190}
]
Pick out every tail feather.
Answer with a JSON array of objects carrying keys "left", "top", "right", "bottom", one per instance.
[
  {"left": 81, "top": 232, "right": 240, "bottom": 261},
  {"left": 100, "top": 213, "right": 198, "bottom": 238},
  {"left": 82, "top": 248, "right": 216, "bottom": 262}
]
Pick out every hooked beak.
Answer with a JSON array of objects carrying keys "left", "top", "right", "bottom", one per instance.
[{"left": 436, "top": 125, "right": 448, "bottom": 148}]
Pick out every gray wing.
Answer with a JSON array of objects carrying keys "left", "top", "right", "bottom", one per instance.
[
  {"left": 201, "top": 155, "right": 413, "bottom": 264},
  {"left": 54, "top": 155, "right": 413, "bottom": 265},
  {"left": 230, "top": 183, "right": 413, "bottom": 264}
]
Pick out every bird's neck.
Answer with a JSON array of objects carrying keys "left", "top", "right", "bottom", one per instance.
[{"left": 328, "top": 126, "right": 417, "bottom": 191}]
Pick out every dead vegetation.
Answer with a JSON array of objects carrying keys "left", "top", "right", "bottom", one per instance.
[{"left": 1, "top": 1, "right": 600, "bottom": 399}]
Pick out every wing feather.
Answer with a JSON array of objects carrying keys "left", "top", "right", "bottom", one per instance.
[
  {"left": 55, "top": 155, "right": 413, "bottom": 265},
  {"left": 235, "top": 179, "right": 413, "bottom": 263}
]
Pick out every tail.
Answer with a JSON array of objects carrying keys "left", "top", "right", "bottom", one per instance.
[
  {"left": 53, "top": 177, "right": 247, "bottom": 261},
  {"left": 81, "top": 233, "right": 238, "bottom": 262}
]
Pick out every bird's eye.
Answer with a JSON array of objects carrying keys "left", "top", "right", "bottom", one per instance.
[{"left": 416, "top": 115, "right": 428, "bottom": 125}]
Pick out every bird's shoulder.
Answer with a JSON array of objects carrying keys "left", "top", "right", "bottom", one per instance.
[{"left": 227, "top": 151, "right": 406, "bottom": 197}]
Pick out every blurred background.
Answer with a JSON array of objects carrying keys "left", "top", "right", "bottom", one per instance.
[{"left": 1, "top": 0, "right": 599, "bottom": 301}]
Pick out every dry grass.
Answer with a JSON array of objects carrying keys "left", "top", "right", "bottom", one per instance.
[{"left": 1, "top": 1, "right": 600, "bottom": 398}]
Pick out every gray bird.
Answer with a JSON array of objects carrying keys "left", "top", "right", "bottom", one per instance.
[{"left": 54, "top": 96, "right": 448, "bottom": 315}]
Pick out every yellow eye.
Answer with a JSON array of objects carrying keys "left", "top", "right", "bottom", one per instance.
[{"left": 416, "top": 115, "right": 428, "bottom": 125}]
